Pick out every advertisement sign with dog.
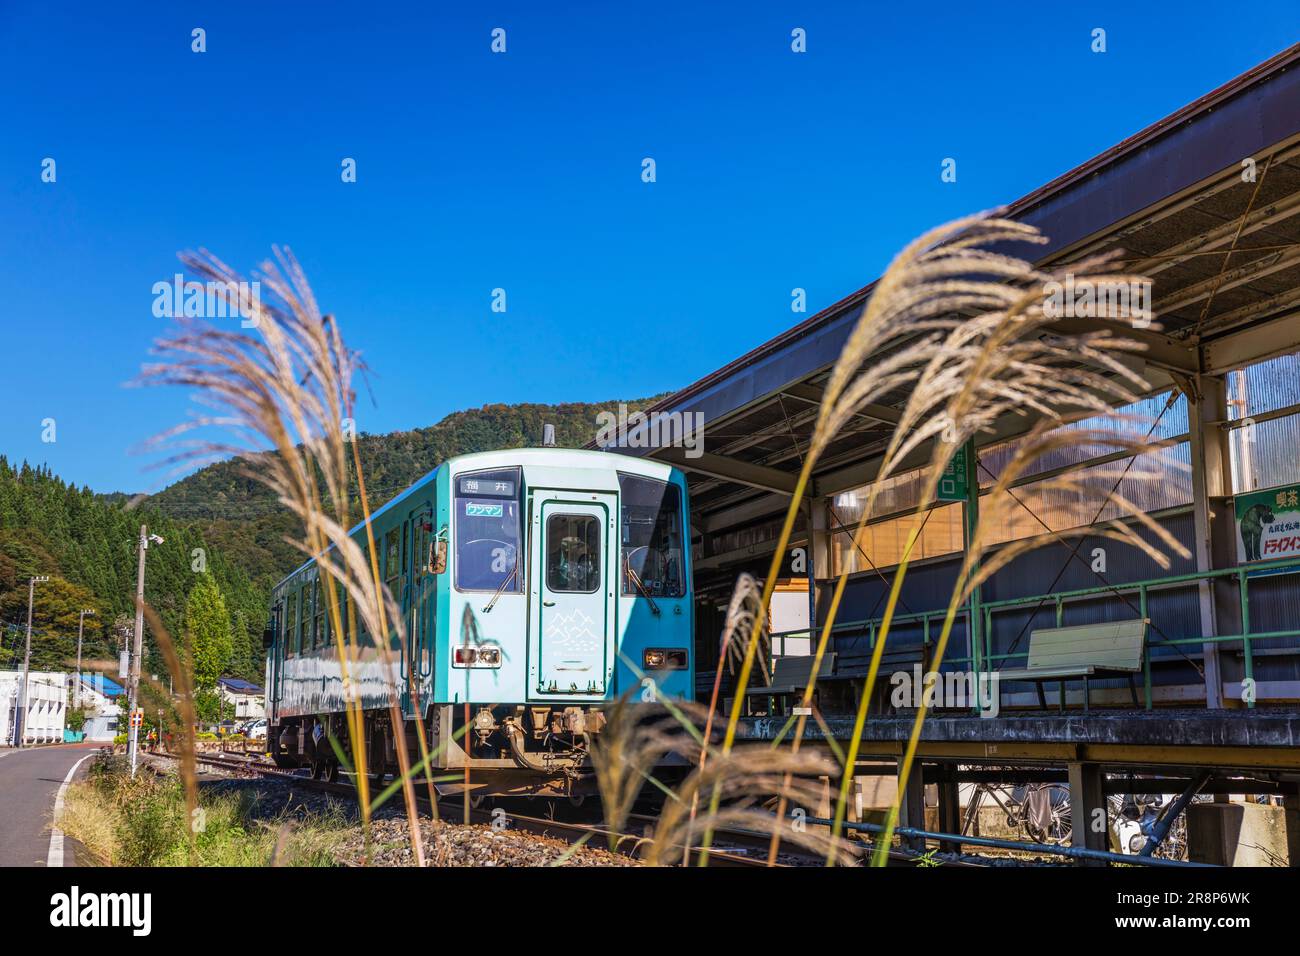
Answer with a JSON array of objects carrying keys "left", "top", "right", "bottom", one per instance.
[{"left": 1235, "top": 483, "right": 1300, "bottom": 567}]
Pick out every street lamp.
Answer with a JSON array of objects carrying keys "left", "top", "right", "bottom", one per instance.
[
  {"left": 15, "top": 575, "right": 50, "bottom": 747},
  {"left": 75, "top": 608, "right": 95, "bottom": 707}
]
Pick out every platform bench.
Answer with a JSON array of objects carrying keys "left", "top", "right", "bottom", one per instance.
[
  {"left": 996, "top": 619, "right": 1148, "bottom": 713},
  {"left": 741, "top": 653, "right": 836, "bottom": 715}
]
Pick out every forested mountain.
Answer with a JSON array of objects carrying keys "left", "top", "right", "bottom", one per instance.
[
  {"left": 0, "top": 458, "right": 265, "bottom": 684},
  {"left": 147, "top": 398, "right": 659, "bottom": 590},
  {"left": 0, "top": 397, "right": 657, "bottom": 694}
]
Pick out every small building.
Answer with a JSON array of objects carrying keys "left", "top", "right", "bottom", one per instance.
[
  {"left": 75, "top": 674, "right": 124, "bottom": 742},
  {"left": 0, "top": 670, "right": 68, "bottom": 746},
  {"left": 217, "top": 677, "right": 265, "bottom": 720}
]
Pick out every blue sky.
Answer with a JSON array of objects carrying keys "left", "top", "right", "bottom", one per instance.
[{"left": 2, "top": 1, "right": 1296, "bottom": 493}]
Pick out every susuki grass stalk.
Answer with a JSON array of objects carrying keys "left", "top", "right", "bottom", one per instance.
[
  {"left": 703, "top": 212, "right": 1033, "bottom": 858},
  {"left": 817, "top": 250, "right": 1166, "bottom": 861},
  {"left": 140, "top": 247, "right": 428, "bottom": 865},
  {"left": 867, "top": 426, "right": 1188, "bottom": 863},
  {"left": 692, "top": 573, "right": 767, "bottom": 828}
]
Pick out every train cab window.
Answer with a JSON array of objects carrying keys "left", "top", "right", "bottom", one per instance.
[
  {"left": 284, "top": 590, "right": 297, "bottom": 658},
  {"left": 545, "top": 514, "right": 601, "bottom": 593},
  {"left": 454, "top": 467, "right": 522, "bottom": 592},
  {"left": 618, "top": 474, "right": 685, "bottom": 598}
]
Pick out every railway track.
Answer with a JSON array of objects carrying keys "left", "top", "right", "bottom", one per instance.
[
  {"left": 171, "top": 750, "right": 790, "bottom": 867},
  {"left": 174, "top": 751, "right": 981, "bottom": 866}
]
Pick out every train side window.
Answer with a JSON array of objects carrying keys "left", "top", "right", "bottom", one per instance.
[
  {"left": 284, "top": 590, "right": 297, "bottom": 658},
  {"left": 545, "top": 514, "right": 601, "bottom": 593},
  {"left": 617, "top": 474, "right": 685, "bottom": 598},
  {"left": 314, "top": 580, "right": 326, "bottom": 649},
  {"left": 299, "top": 582, "right": 312, "bottom": 653},
  {"left": 384, "top": 528, "right": 401, "bottom": 649},
  {"left": 336, "top": 582, "right": 348, "bottom": 645}
]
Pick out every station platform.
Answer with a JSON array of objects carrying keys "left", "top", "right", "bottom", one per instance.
[{"left": 735, "top": 709, "right": 1300, "bottom": 772}]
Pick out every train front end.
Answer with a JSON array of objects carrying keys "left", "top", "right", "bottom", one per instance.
[{"left": 433, "top": 448, "right": 693, "bottom": 791}]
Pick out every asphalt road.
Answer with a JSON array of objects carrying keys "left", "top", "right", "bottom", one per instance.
[{"left": 0, "top": 743, "right": 98, "bottom": 866}]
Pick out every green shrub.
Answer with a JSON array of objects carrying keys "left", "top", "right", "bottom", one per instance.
[{"left": 58, "top": 757, "right": 345, "bottom": 866}]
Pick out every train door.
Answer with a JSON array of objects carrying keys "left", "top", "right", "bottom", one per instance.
[
  {"left": 529, "top": 492, "right": 616, "bottom": 698},
  {"left": 268, "top": 599, "right": 284, "bottom": 723}
]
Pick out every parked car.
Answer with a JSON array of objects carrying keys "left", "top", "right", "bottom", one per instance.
[{"left": 243, "top": 718, "right": 268, "bottom": 740}]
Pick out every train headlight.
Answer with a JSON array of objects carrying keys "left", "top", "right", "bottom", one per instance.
[
  {"left": 454, "top": 645, "right": 501, "bottom": 668},
  {"left": 643, "top": 648, "right": 688, "bottom": 670}
]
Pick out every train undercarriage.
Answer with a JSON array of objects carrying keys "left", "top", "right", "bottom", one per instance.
[{"left": 269, "top": 703, "right": 621, "bottom": 801}]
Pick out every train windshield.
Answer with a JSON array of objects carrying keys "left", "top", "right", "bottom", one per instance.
[
  {"left": 454, "top": 467, "right": 522, "bottom": 592},
  {"left": 618, "top": 473, "right": 684, "bottom": 597}
]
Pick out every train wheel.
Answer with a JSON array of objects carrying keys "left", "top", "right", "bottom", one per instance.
[{"left": 325, "top": 761, "right": 340, "bottom": 784}]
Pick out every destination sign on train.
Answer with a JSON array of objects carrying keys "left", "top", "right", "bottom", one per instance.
[{"left": 457, "top": 477, "right": 515, "bottom": 497}]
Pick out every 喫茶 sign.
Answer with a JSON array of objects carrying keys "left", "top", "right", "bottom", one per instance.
[{"left": 1235, "top": 483, "right": 1300, "bottom": 563}]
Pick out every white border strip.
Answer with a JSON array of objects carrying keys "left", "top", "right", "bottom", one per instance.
[{"left": 47, "top": 753, "right": 92, "bottom": 867}]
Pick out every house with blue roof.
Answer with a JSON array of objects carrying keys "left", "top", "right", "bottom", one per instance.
[
  {"left": 76, "top": 673, "right": 124, "bottom": 742},
  {"left": 217, "top": 677, "right": 265, "bottom": 720}
]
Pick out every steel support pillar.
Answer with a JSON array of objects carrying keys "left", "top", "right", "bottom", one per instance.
[
  {"left": 1068, "top": 761, "right": 1108, "bottom": 865},
  {"left": 807, "top": 497, "right": 832, "bottom": 644},
  {"left": 897, "top": 760, "right": 927, "bottom": 852},
  {"left": 1186, "top": 375, "right": 1230, "bottom": 709},
  {"left": 936, "top": 765, "right": 962, "bottom": 854}
]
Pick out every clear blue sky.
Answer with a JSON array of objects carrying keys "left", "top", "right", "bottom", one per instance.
[{"left": 2, "top": 1, "right": 1296, "bottom": 493}]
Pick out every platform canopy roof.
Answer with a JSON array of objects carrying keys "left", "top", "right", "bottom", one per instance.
[{"left": 595, "top": 44, "right": 1300, "bottom": 558}]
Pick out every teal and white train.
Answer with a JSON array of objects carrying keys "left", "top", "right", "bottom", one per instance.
[{"left": 264, "top": 447, "right": 693, "bottom": 795}]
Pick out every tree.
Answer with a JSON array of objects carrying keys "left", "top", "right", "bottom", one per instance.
[{"left": 185, "top": 575, "right": 232, "bottom": 691}]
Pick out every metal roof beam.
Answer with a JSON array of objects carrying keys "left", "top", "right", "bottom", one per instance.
[
  {"left": 653, "top": 447, "right": 799, "bottom": 495},
  {"left": 1045, "top": 317, "right": 1199, "bottom": 374},
  {"left": 1201, "top": 309, "right": 1300, "bottom": 375}
]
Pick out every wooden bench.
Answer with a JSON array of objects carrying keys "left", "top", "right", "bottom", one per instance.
[
  {"left": 741, "top": 653, "right": 836, "bottom": 715},
  {"left": 996, "top": 619, "right": 1148, "bottom": 713}
]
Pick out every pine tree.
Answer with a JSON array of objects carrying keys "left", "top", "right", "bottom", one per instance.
[{"left": 184, "top": 574, "right": 232, "bottom": 690}]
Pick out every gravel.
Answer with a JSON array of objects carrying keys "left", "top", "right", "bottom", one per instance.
[
  {"left": 335, "top": 818, "right": 641, "bottom": 867},
  {"left": 147, "top": 753, "right": 638, "bottom": 867}
]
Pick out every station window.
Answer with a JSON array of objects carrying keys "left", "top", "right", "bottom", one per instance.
[
  {"left": 454, "top": 467, "right": 522, "bottom": 592},
  {"left": 617, "top": 474, "right": 684, "bottom": 597},
  {"left": 545, "top": 513, "right": 601, "bottom": 593}
]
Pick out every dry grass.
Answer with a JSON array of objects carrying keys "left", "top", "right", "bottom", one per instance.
[{"left": 139, "top": 247, "right": 433, "bottom": 862}]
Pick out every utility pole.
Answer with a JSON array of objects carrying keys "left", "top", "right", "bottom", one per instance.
[
  {"left": 75, "top": 608, "right": 95, "bottom": 707},
  {"left": 128, "top": 525, "right": 163, "bottom": 776},
  {"left": 17, "top": 575, "right": 50, "bottom": 748}
]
